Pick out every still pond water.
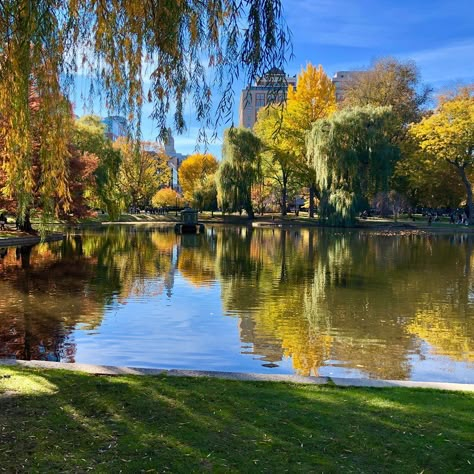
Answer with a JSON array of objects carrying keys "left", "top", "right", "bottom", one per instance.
[{"left": 0, "top": 225, "right": 473, "bottom": 382}]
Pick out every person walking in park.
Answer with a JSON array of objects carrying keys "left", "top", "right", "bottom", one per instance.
[{"left": 0, "top": 213, "right": 7, "bottom": 230}]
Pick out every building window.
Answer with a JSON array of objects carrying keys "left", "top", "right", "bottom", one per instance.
[{"left": 255, "top": 93, "right": 265, "bottom": 108}]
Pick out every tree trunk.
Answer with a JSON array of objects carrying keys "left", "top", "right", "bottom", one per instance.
[
  {"left": 457, "top": 165, "right": 474, "bottom": 225},
  {"left": 17, "top": 211, "right": 34, "bottom": 233},
  {"left": 246, "top": 205, "right": 255, "bottom": 220},
  {"left": 309, "top": 185, "right": 315, "bottom": 218}
]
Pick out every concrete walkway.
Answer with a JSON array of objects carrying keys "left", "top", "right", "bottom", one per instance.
[{"left": 1, "top": 359, "right": 473, "bottom": 392}]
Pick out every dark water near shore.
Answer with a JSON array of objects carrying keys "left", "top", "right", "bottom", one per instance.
[{"left": 0, "top": 225, "right": 473, "bottom": 382}]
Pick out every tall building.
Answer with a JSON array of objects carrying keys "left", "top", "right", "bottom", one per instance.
[
  {"left": 163, "top": 131, "right": 187, "bottom": 193},
  {"left": 239, "top": 68, "right": 297, "bottom": 129},
  {"left": 331, "top": 71, "right": 364, "bottom": 102},
  {"left": 102, "top": 115, "right": 127, "bottom": 141}
]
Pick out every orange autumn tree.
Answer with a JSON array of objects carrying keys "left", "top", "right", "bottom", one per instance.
[{"left": 0, "top": 89, "right": 99, "bottom": 230}]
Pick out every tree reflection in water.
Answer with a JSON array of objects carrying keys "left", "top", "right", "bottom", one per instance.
[{"left": 0, "top": 226, "right": 473, "bottom": 380}]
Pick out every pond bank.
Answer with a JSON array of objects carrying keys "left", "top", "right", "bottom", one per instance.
[
  {"left": 1, "top": 359, "right": 473, "bottom": 392},
  {"left": 1, "top": 364, "right": 472, "bottom": 472},
  {"left": 27, "top": 213, "right": 474, "bottom": 234},
  {"left": 0, "top": 232, "right": 64, "bottom": 248},
  {"left": 100, "top": 214, "right": 474, "bottom": 234}
]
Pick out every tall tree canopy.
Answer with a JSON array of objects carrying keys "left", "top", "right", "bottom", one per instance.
[
  {"left": 286, "top": 63, "right": 336, "bottom": 146},
  {"left": 254, "top": 63, "right": 336, "bottom": 216},
  {"left": 73, "top": 115, "right": 122, "bottom": 219},
  {"left": 307, "top": 106, "right": 399, "bottom": 225},
  {"left": 343, "top": 58, "right": 431, "bottom": 138},
  {"left": 114, "top": 139, "right": 170, "bottom": 209},
  {"left": 217, "top": 128, "right": 261, "bottom": 218},
  {"left": 410, "top": 87, "right": 474, "bottom": 222},
  {"left": 0, "top": 0, "right": 290, "bottom": 222},
  {"left": 254, "top": 106, "right": 299, "bottom": 216},
  {"left": 285, "top": 63, "right": 336, "bottom": 216},
  {"left": 0, "top": 93, "right": 98, "bottom": 230}
]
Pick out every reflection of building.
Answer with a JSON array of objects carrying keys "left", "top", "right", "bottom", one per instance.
[
  {"left": 102, "top": 115, "right": 127, "bottom": 141},
  {"left": 239, "top": 68, "right": 297, "bottom": 129},
  {"left": 164, "top": 130, "right": 187, "bottom": 192},
  {"left": 331, "top": 71, "right": 364, "bottom": 102}
]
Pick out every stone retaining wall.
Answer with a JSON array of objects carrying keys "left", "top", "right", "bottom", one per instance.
[{"left": 0, "top": 233, "right": 64, "bottom": 248}]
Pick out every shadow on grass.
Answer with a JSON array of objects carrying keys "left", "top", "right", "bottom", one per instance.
[{"left": 0, "top": 367, "right": 473, "bottom": 472}]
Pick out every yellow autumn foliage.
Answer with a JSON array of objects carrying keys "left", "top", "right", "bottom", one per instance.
[{"left": 179, "top": 153, "right": 218, "bottom": 204}]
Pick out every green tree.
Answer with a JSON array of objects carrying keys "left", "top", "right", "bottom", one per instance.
[
  {"left": 0, "top": 0, "right": 289, "bottom": 223},
  {"left": 394, "top": 137, "right": 467, "bottom": 209},
  {"left": 73, "top": 115, "right": 122, "bottom": 219},
  {"left": 254, "top": 106, "right": 298, "bottom": 216},
  {"left": 114, "top": 139, "right": 170, "bottom": 208},
  {"left": 307, "top": 106, "right": 399, "bottom": 225},
  {"left": 217, "top": 128, "right": 261, "bottom": 218},
  {"left": 193, "top": 175, "right": 218, "bottom": 214},
  {"left": 410, "top": 87, "right": 474, "bottom": 222}
]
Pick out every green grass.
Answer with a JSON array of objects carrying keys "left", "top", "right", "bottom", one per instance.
[
  {"left": 0, "top": 229, "right": 34, "bottom": 239},
  {"left": 1, "top": 367, "right": 473, "bottom": 472},
  {"left": 0, "top": 231, "right": 20, "bottom": 239}
]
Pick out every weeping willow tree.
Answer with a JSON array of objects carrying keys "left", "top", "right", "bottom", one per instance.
[
  {"left": 0, "top": 0, "right": 73, "bottom": 229},
  {"left": 306, "top": 106, "right": 399, "bottom": 225},
  {"left": 0, "top": 0, "right": 290, "bottom": 226},
  {"left": 217, "top": 128, "right": 261, "bottom": 218}
]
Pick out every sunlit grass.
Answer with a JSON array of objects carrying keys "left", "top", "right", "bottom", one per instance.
[{"left": 1, "top": 366, "right": 473, "bottom": 472}]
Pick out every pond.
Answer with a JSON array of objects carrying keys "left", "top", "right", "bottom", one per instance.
[{"left": 0, "top": 225, "right": 473, "bottom": 382}]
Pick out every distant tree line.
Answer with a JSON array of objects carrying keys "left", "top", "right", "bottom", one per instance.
[{"left": 205, "top": 58, "right": 473, "bottom": 225}]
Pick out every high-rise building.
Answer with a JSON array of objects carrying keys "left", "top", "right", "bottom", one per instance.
[
  {"left": 102, "top": 115, "right": 127, "bottom": 141},
  {"left": 163, "top": 130, "right": 187, "bottom": 193},
  {"left": 331, "top": 71, "right": 364, "bottom": 102},
  {"left": 239, "top": 68, "right": 297, "bottom": 129}
]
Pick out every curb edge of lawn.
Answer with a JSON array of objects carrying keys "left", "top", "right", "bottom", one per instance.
[{"left": 1, "top": 359, "right": 473, "bottom": 392}]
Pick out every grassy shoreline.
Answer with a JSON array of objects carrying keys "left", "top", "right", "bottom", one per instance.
[{"left": 1, "top": 366, "right": 473, "bottom": 472}]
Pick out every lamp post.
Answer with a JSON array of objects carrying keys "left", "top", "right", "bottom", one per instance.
[{"left": 175, "top": 196, "right": 178, "bottom": 217}]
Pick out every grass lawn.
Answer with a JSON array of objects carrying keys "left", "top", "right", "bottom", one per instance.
[
  {"left": 0, "top": 231, "right": 20, "bottom": 239},
  {"left": 1, "top": 367, "right": 473, "bottom": 472},
  {"left": 0, "top": 230, "right": 34, "bottom": 239}
]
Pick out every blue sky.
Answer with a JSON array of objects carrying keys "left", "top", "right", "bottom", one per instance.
[{"left": 75, "top": 0, "right": 474, "bottom": 158}]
